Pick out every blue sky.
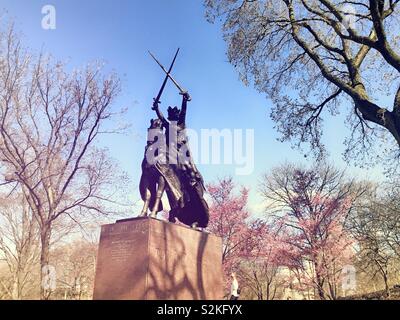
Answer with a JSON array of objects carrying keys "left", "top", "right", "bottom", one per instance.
[{"left": 0, "top": 0, "right": 385, "bottom": 214}]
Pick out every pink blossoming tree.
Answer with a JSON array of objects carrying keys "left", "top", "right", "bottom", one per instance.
[
  {"left": 261, "top": 164, "right": 361, "bottom": 300},
  {"left": 207, "top": 177, "right": 281, "bottom": 298}
]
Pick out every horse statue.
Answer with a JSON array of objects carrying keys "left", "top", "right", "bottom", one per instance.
[
  {"left": 141, "top": 49, "right": 209, "bottom": 229},
  {"left": 138, "top": 109, "right": 209, "bottom": 229},
  {"left": 139, "top": 118, "right": 167, "bottom": 217},
  {"left": 151, "top": 92, "right": 209, "bottom": 229},
  {"left": 139, "top": 118, "right": 186, "bottom": 220}
]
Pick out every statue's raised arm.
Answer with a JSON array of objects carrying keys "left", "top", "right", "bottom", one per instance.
[
  {"left": 178, "top": 92, "right": 191, "bottom": 126},
  {"left": 152, "top": 100, "right": 169, "bottom": 127}
]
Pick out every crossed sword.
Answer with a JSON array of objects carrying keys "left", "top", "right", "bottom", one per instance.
[{"left": 149, "top": 48, "right": 191, "bottom": 105}]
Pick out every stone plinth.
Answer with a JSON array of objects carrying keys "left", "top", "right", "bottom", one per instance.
[{"left": 93, "top": 217, "right": 223, "bottom": 300}]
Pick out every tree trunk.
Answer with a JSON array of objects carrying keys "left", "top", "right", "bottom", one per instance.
[
  {"left": 40, "top": 224, "right": 52, "bottom": 300},
  {"left": 383, "top": 274, "right": 390, "bottom": 298},
  {"left": 11, "top": 277, "right": 18, "bottom": 300},
  {"left": 315, "top": 271, "right": 326, "bottom": 300},
  {"left": 317, "top": 282, "right": 326, "bottom": 300},
  {"left": 313, "top": 260, "right": 326, "bottom": 300}
]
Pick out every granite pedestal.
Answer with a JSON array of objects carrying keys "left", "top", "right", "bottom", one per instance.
[{"left": 93, "top": 217, "right": 223, "bottom": 300}]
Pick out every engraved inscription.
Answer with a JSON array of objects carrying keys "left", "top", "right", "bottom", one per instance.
[
  {"left": 103, "top": 221, "right": 147, "bottom": 236},
  {"left": 110, "top": 239, "right": 137, "bottom": 263}
]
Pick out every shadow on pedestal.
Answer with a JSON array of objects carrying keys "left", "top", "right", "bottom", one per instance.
[{"left": 93, "top": 217, "right": 223, "bottom": 300}]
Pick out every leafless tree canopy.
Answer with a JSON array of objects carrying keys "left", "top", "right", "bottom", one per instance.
[
  {"left": 0, "top": 195, "right": 40, "bottom": 299},
  {"left": 347, "top": 184, "right": 400, "bottom": 297},
  {"left": 0, "top": 25, "right": 127, "bottom": 298},
  {"left": 205, "top": 0, "right": 400, "bottom": 161},
  {"left": 259, "top": 162, "right": 359, "bottom": 214}
]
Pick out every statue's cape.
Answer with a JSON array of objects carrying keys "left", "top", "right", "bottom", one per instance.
[
  {"left": 154, "top": 163, "right": 183, "bottom": 202},
  {"left": 141, "top": 137, "right": 210, "bottom": 227},
  {"left": 153, "top": 162, "right": 208, "bottom": 228}
]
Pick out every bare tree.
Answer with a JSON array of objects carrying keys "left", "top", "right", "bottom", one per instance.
[
  {"left": 0, "top": 194, "right": 40, "bottom": 299},
  {"left": 238, "top": 255, "right": 285, "bottom": 300},
  {"left": 50, "top": 240, "right": 97, "bottom": 300},
  {"left": 205, "top": 0, "right": 400, "bottom": 160},
  {"left": 0, "top": 25, "right": 128, "bottom": 299},
  {"left": 381, "top": 189, "right": 400, "bottom": 260},
  {"left": 347, "top": 186, "right": 399, "bottom": 297}
]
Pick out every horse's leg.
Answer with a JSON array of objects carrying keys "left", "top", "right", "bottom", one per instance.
[
  {"left": 140, "top": 180, "right": 151, "bottom": 217},
  {"left": 150, "top": 176, "right": 165, "bottom": 218}
]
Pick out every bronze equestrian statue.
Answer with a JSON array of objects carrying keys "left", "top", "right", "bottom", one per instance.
[
  {"left": 139, "top": 49, "right": 209, "bottom": 229},
  {"left": 139, "top": 117, "right": 186, "bottom": 220},
  {"left": 152, "top": 92, "right": 209, "bottom": 228}
]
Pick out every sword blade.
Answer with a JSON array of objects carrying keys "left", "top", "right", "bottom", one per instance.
[
  {"left": 151, "top": 48, "right": 180, "bottom": 103},
  {"left": 165, "top": 71, "right": 186, "bottom": 94},
  {"left": 149, "top": 50, "right": 186, "bottom": 94}
]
